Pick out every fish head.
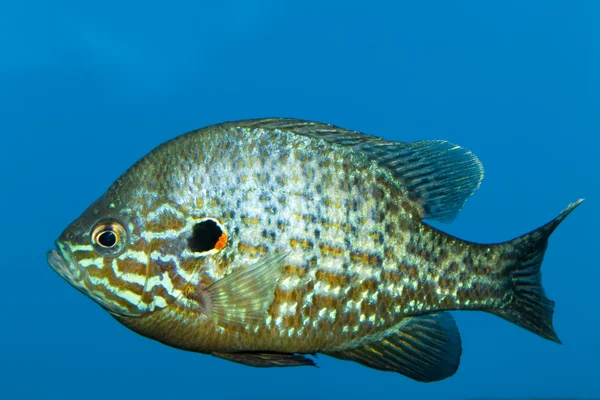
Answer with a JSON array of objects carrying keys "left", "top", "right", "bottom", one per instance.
[{"left": 47, "top": 193, "right": 153, "bottom": 317}]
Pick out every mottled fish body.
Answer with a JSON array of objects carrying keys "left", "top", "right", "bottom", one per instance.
[{"left": 48, "top": 118, "right": 581, "bottom": 382}]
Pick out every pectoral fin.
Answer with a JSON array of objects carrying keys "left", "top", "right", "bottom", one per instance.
[
  {"left": 325, "top": 312, "right": 462, "bottom": 382},
  {"left": 212, "top": 352, "right": 316, "bottom": 368},
  {"left": 205, "top": 252, "right": 288, "bottom": 327}
]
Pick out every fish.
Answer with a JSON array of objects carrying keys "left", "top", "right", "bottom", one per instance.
[{"left": 47, "top": 118, "right": 582, "bottom": 382}]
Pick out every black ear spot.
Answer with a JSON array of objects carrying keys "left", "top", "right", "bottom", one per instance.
[{"left": 188, "top": 219, "right": 224, "bottom": 253}]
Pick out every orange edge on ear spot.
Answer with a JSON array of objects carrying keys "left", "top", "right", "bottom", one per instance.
[{"left": 214, "top": 232, "right": 228, "bottom": 251}]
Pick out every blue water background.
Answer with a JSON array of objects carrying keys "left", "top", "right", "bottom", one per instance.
[{"left": 2, "top": 1, "right": 598, "bottom": 399}]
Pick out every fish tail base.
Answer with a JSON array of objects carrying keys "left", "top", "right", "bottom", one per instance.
[{"left": 494, "top": 199, "right": 583, "bottom": 344}]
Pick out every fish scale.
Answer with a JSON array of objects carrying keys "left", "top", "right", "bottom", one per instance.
[
  {"left": 48, "top": 118, "right": 581, "bottom": 381},
  {"left": 136, "top": 126, "right": 409, "bottom": 349}
]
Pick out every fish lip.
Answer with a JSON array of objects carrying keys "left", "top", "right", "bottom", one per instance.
[
  {"left": 47, "top": 246, "right": 78, "bottom": 284},
  {"left": 47, "top": 248, "right": 67, "bottom": 274}
]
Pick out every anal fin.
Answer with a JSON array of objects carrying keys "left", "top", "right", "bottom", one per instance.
[
  {"left": 212, "top": 351, "right": 316, "bottom": 368},
  {"left": 325, "top": 312, "right": 462, "bottom": 382}
]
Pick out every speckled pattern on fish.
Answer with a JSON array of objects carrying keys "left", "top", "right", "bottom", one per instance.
[{"left": 47, "top": 118, "right": 582, "bottom": 382}]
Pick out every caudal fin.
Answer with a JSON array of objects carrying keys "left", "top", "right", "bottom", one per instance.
[{"left": 495, "top": 199, "right": 583, "bottom": 343}]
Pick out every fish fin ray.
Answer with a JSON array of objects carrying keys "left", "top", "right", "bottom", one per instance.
[
  {"left": 237, "top": 118, "right": 483, "bottom": 222},
  {"left": 206, "top": 252, "right": 288, "bottom": 327},
  {"left": 493, "top": 199, "right": 583, "bottom": 343},
  {"left": 324, "top": 312, "right": 462, "bottom": 382},
  {"left": 212, "top": 352, "right": 316, "bottom": 368},
  {"left": 375, "top": 140, "right": 484, "bottom": 222}
]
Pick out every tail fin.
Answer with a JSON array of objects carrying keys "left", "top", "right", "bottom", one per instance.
[{"left": 495, "top": 199, "right": 583, "bottom": 343}]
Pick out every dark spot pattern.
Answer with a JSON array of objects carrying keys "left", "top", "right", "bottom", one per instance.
[{"left": 187, "top": 219, "right": 223, "bottom": 252}]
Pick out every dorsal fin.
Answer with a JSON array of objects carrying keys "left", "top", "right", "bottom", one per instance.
[{"left": 238, "top": 118, "right": 484, "bottom": 222}]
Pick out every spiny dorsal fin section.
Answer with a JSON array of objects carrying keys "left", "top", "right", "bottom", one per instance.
[
  {"left": 239, "top": 118, "right": 484, "bottom": 222},
  {"left": 238, "top": 118, "right": 382, "bottom": 145},
  {"left": 324, "top": 312, "right": 462, "bottom": 382},
  {"left": 206, "top": 252, "right": 288, "bottom": 327},
  {"left": 212, "top": 351, "right": 316, "bottom": 368}
]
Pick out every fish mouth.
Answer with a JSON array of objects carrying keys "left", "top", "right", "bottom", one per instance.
[
  {"left": 47, "top": 246, "right": 79, "bottom": 286},
  {"left": 47, "top": 248, "right": 67, "bottom": 274}
]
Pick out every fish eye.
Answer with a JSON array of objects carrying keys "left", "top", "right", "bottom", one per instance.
[
  {"left": 91, "top": 219, "right": 127, "bottom": 256},
  {"left": 98, "top": 230, "right": 117, "bottom": 247}
]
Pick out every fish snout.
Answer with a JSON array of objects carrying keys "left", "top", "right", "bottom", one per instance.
[
  {"left": 47, "top": 247, "right": 81, "bottom": 285},
  {"left": 47, "top": 248, "right": 67, "bottom": 273}
]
